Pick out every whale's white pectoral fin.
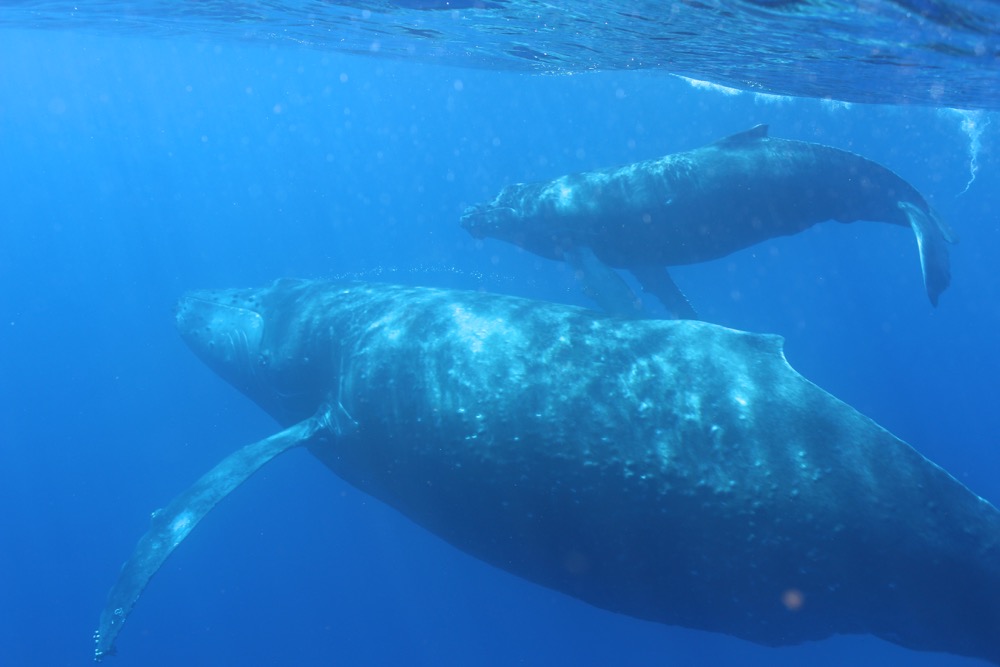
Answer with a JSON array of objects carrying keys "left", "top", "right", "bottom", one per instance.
[
  {"left": 899, "top": 201, "right": 955, "bottom": 307},
  {"left": 630, "top": 266, "right": 699, "bottom": 320},
  {"left": 566, "top": 245, "right": 644, "bottom": 318},
  {"left": 93, "top": 405, "right": 340, "bottom": 661}
]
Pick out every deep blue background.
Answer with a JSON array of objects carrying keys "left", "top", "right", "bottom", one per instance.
[{"left": 1, "top": 28, "right": 999, "bottom": 667}]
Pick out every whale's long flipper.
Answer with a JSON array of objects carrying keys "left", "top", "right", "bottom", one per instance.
[
  {"left": 630, "top": 265, "right": 699, "bottom": 320},
  {"left": 900, "top": 201, "right": 957, "bottom": 306},
  {"left": 94, "top": 405, "right": 347, "bottom": 661},
  {"left": 566, "top": 245, "right": 644, "bottom": 318}
]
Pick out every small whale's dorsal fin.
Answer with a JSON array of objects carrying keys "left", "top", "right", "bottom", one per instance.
[{"left": 712, "top": 124, "right": 769, "bottom": 147}]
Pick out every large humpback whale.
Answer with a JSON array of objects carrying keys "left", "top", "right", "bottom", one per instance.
[
  {"left": 96, "top": 279, "right": 999, "bottom": 663},
  {"left": 461, "top": 125, "right": 957, "bottom": 318}
]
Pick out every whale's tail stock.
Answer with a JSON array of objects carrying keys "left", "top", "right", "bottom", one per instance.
[{"left": 900, "top": 201, "right": 958, "bottom": 306}]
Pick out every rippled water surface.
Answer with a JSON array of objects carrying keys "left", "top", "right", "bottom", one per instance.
[{"left": 4, "top": 1, "right": 1000, "bottom": 107}]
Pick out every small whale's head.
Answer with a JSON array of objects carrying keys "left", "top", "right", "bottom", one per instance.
[
  {"left": 460, "top": 186, "right": 564, "bottom": 260},
  {"left": 460, "top": 202, "right": 520, "bottom": 240}
]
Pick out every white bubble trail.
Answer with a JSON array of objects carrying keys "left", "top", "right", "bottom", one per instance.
[{"left": 945, "top": 109, "right": 990, "bottom": 196}]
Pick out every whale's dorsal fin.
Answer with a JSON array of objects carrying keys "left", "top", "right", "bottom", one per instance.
[{"left": 712, "top": 124, "right": 769, "bottom": 147}]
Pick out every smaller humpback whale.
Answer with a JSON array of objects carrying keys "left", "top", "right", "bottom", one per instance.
[
  {"left": 96, "top": 280, "right": 999, "bottom": 664},
  {"left": 461, "top": 125, "right": 957, "bottom": 317}
]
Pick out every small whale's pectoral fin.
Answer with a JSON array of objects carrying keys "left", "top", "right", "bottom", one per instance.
[
  {"left": 899, "top": 201, "right": 956, "bottom": 306},
  {"left": 630, "top": 265, "right": 699, "bottom": 320},
  {"left": 94, "top": 404, "right": 342, "bottom": 662},
  {"left": 565, "top": 245, "right": 644, "bottom": 318}
]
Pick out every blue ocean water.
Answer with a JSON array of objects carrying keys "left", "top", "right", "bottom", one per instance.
[{"left": 1, "top": 4, "right": 999, "bottom": 666}]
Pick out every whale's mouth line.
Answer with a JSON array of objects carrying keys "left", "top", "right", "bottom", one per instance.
[
  {"left": 459, "top": 205, "right": 484, "bottom": 229},
  {"left": 460, "top": 206, "right": 518, "bottom": 239}
]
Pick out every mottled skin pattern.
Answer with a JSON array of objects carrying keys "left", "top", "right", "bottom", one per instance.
[
  {"left": 462, "top": 125, "right": 955, "bottom": 307},
  {"left": 160, "top": 279, "right": 1000, "bottom": 664}
]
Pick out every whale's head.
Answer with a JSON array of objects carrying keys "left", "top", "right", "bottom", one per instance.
[
  {"left": 176, "top": 287, "right": 267, "bottom": 394},
  {"left": 460, "top": 202, "right": 520, "bottom": 240},
  {"left": 462, "top": 186, "right": 567, "bottom": 260},
  {"left": 175, "top": 280, "right": 324, "bottom": 424},
  {"left": 462, "top": 180, "right": 587, "bottom": 263}
]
